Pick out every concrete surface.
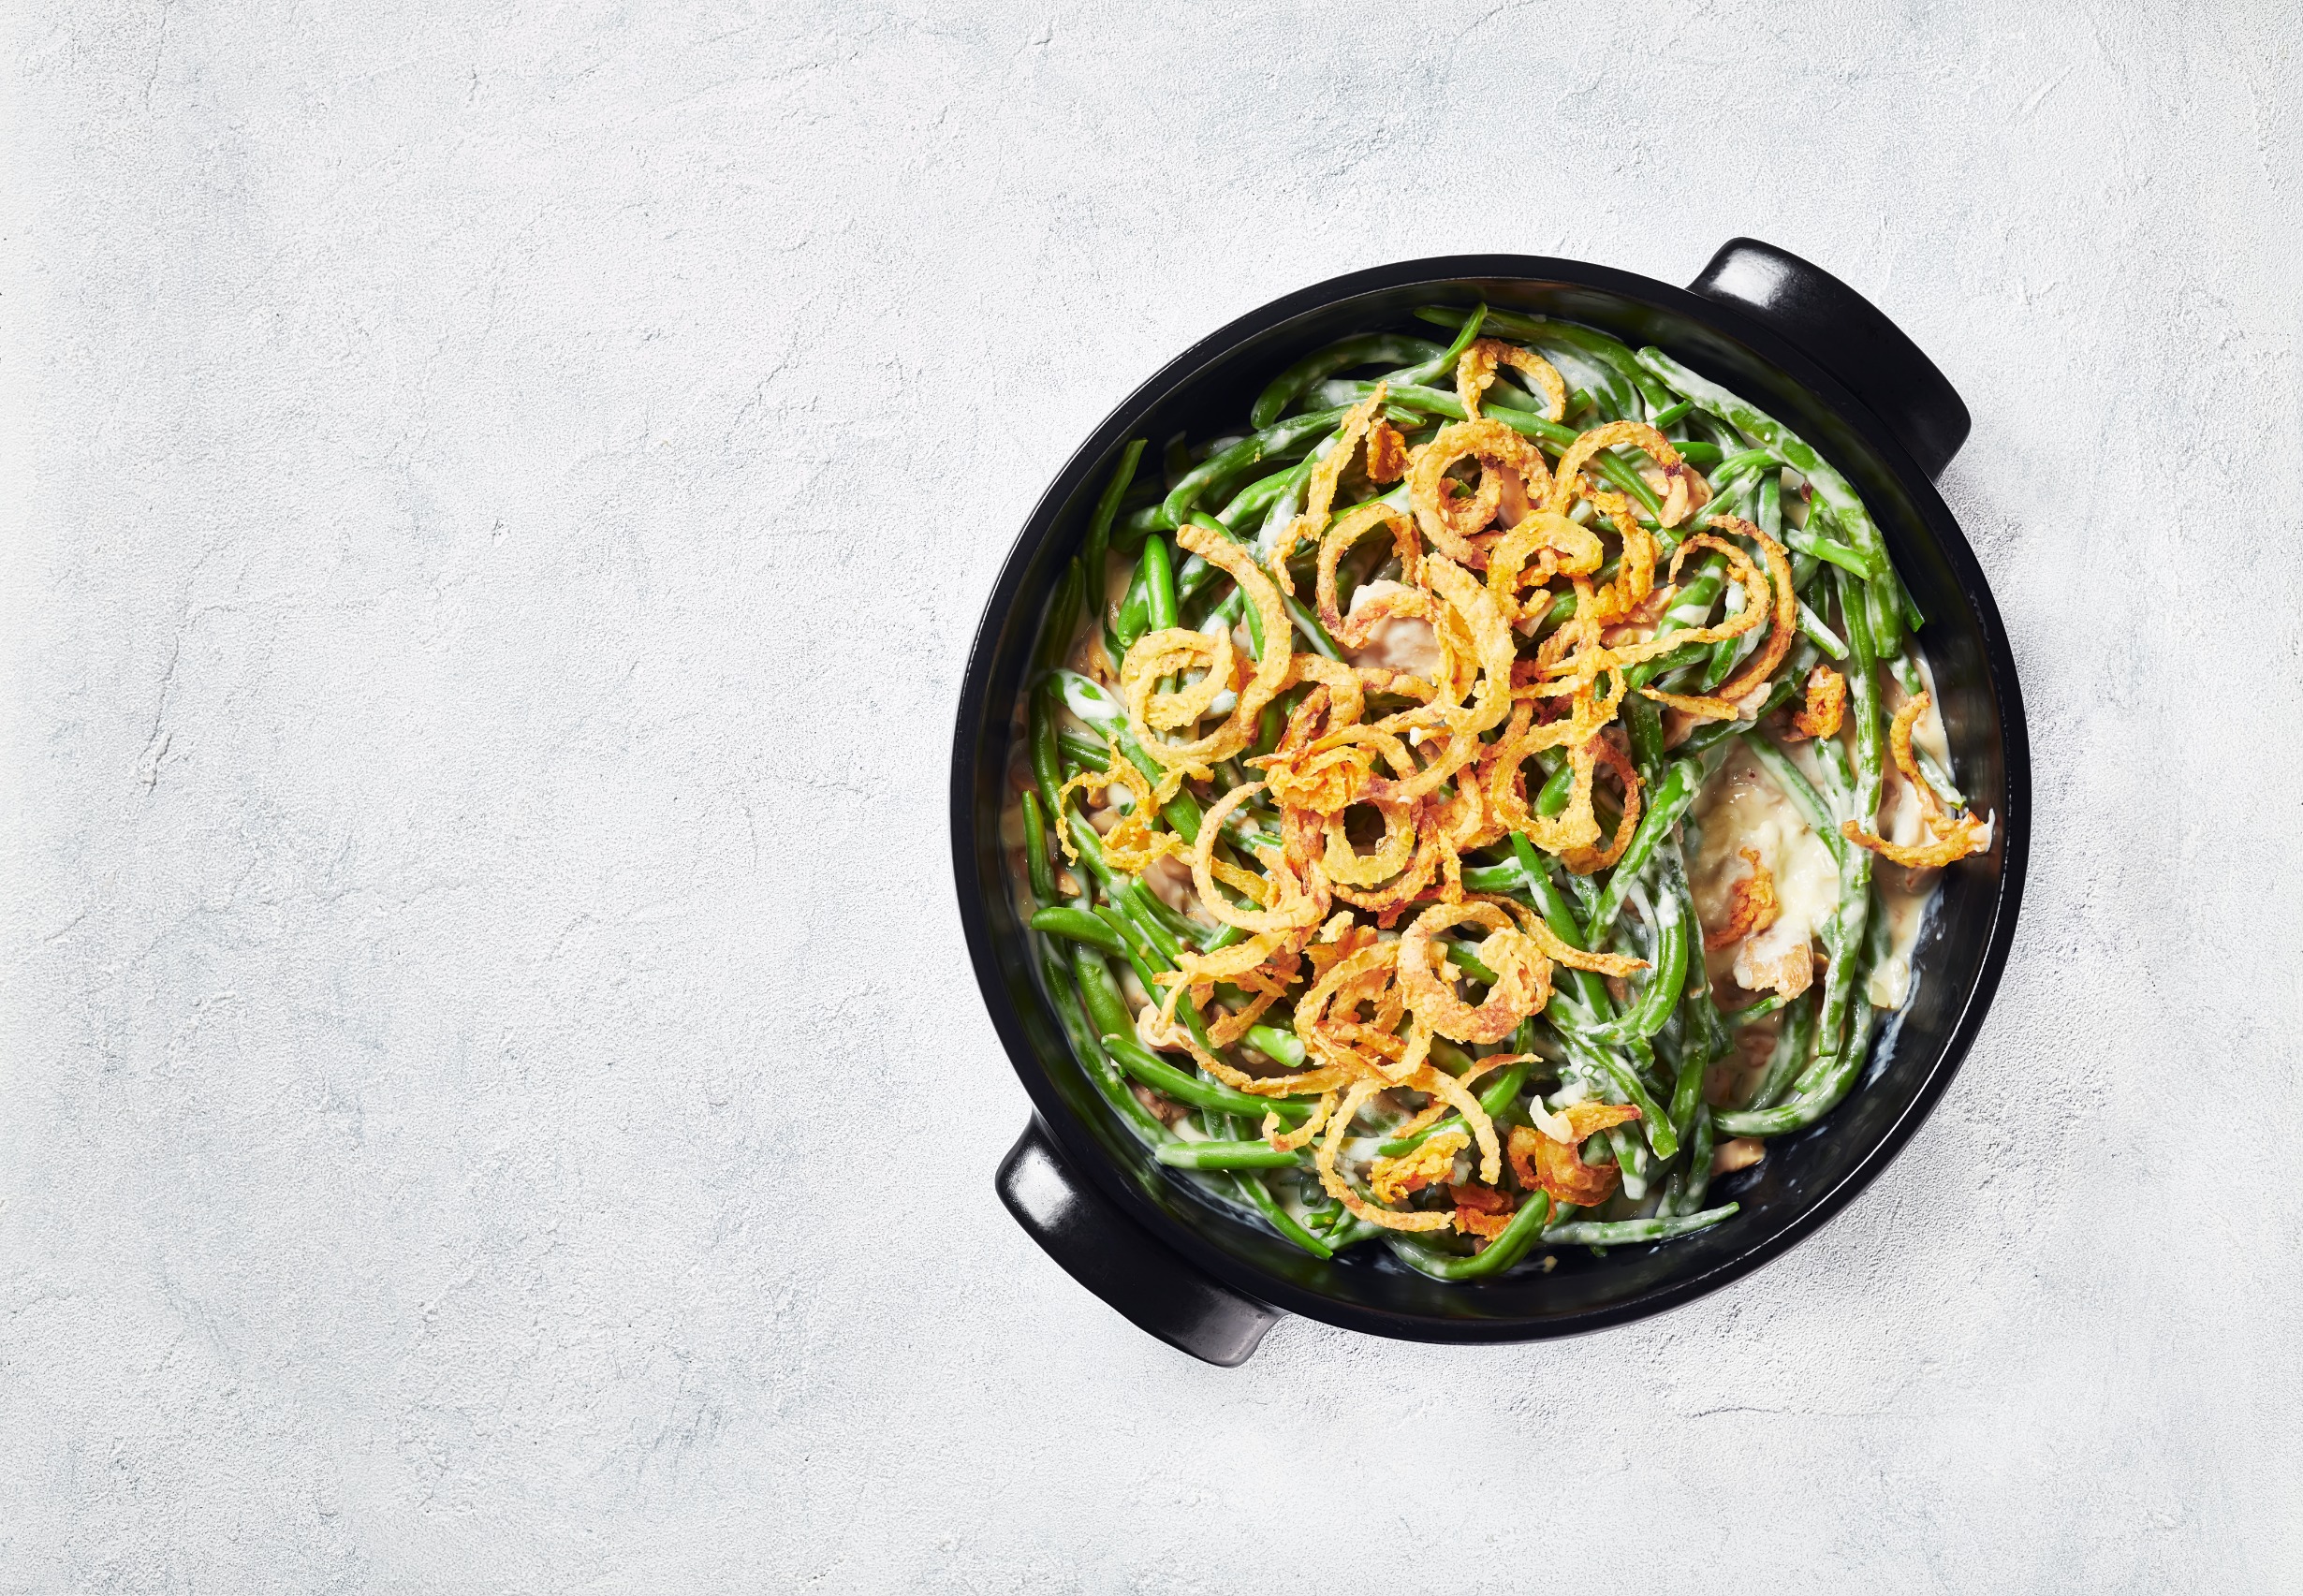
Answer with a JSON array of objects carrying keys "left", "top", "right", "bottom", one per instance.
[{"left": 4, "top": 0, "right": 2298, "bottom": 1589}]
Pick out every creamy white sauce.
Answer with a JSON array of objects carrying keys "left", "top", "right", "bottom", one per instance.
[
  {"left": 1689, "top": 661, "right": 1959, "bottom": 1018},
  {"left": 1691, "top": 746, "right": 1838, "bottom": 997}
]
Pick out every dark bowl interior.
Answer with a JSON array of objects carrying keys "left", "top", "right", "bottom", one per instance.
[{"left": 954, "top": 256, "right": 2027, "bottom": 1341}]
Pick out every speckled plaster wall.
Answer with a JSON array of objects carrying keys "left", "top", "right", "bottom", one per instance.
[{"left": 3, "top": 1, "right": 2298, "bottom": 1589}]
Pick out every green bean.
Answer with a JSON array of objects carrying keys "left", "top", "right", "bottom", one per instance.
[
  {"left": 1656, "top": 857, "right": 1715, "bottom": 1149},
  {"left": 1387, "top": 1192, "right": 1554, "bottom": 1280},
  {"left": 1917, "top": 745, "right": 1965, "bottom": 809},
  {"left": 1090, "top": 900, "right": 1163, "bottom": 993},
  {"left": 1021, "top": 791, "right": 1057, "bottom": 905},
  {"left": 1029, "top": 903, "right": 1124, "bottom": 955},
  {"left": 1674, "top": 1105, "right": 1717, "bottom": 1217},
  {"left": 1251, "top": 335, "right": 1444, "bottom": 430},
  {"left": 1110, "top": 502, "right": 1162, "bottom": 557},
  {"left": 1046, "top": 943, "right": 1168, "bottom": 1141},
  {"left": 1034, "top": 560, "right": 1084, "bottom": 678},
  {"left": 1623, "top": 692, "right": 1665, "bottom": 781},
  {"left": 1557, "top": 1033, "right": 1679, "bottom": 1161},
  {"left": 1798, "top": 598, "right": 1850, "bottom": 659},
  {"left": 1141, "top": 534, "right": 1179, "bottom": 632},
  {"left": 1745, "top": 985, "right": 1819, "bottom": 1113},
  {"left": 1110, "top": 553, "right": 1153, "bottom": 657},
  {"left": 1572, "top": 886, "right": 1688, "bottom": 1047},
  {"left": 1155, "top": 1139, "right": 1305, "bottom": 1170},
  {"left": 1785, "top": 522, "right": 1886, "bottom": 582},
  {"left": 1245, "top": 1024, "right": 1307, "bottom": 1069},
  {"left": 1217, "top": 461, "right": 1306, "bottom": 529},
  {"left": 1544, "top": 1205, "right": 1737, "bottom": 1246},
  {"left": 1629, "top": 558, "right": 1728, "bottom": 685},
  {"left": 1735, "top": 733, "right": 1846, "bottom": 860},
  {"left": 1057, "top": 730, "right": 1109, "bottom": 772},
  {"left": 1508, "top": 834, "right": 1611, "bottom": 1018},
  {"left": 1160, "top": 407, "right": 1347, "bottom": 530},
  {"left": 1228, "top": 1172, "right": 1335, "bottom": 1259},
  {"left": 1709, "top": 447, "right": 1778, "bottom": 492},
  {"left": 1029, "top": 690, "right": 1064, "bottom": 825},
  {"left": 1117, "top": 880, "right": 1186, "bottom": 967},
  {"left": 1102, "top": 1032, "right": 1313, "bottom": 1124},
  {"left": 1071, "top": 942, "right": 1137, "bottom": 1042},
  {"left": 1582, "top": 760, "right": 1701, "bottom": 937},
  {"left": 1636, "top": 347, "right": 1919, "bottom": 630},
  {"left": 1386, "top": 303, "right": 1488, "bottom": 388},
  {"left": 1724, "top": 991, "right": 1788, "bottom": 1028},
  {"left": 1082, "top": 440, "right": 1146, "bottom": 604}
]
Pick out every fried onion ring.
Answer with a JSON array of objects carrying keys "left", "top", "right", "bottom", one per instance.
[
  {"left": 1841, "top": 691, "right": 1992, "bottom": 868},
  {"left": 1506, "top": 1100, "right": 1642, "bottom": 1207},
  {"left": 1456, "top": 339, "right": 1567, "bottom": 423},
  {"left": 1703, "top": 847, "right": 1781, "bottom": 951},
  {"left": 1546, "top": 420, "right": 1706, "bottom": 529},
  {"left": 1789, "top": 666, "right": 1847, "bottom": 740},
  {"left": 1396, "top": 900, "right": 1550, "bottom": 1044},
  {"left": 1269, "top": 385, "right": 1389, "bottom": 590},
  {"left": 1406, "top": 419, "right": 1554, "bottom": 567}
]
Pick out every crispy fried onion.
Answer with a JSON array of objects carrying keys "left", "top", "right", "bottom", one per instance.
[
  {"left": 1123, "top": 625, "right": 1238, "bottom": 730},
  {"left": 1292, "top": 933, "right": 1430, "bottom": 1081},
  {"left": 1708, "top": 515, "right": 1797, "bottom": 702},
  {"left": 1419, "top": 554, "right": 1520, "bottom": 736},
  {"left": 1576, "top": 528, "right": 1771, "bottom": 677},
  {"left": 1506, "top": 1100, "right": 1642, "bottom": 1208},
  {"left": 1546, "top": 419, "right": 1707, "bottom": 530},
  {"left": 1703, "top": 847, "right": 1781, "bottom": 951},
  {"left": 1269, "top": 385, "right": 1390, "bottom": 589},
  {"left": 1406, "top": 419, "right": 1555, "bottom": 568},
  {"left": 1317, "top": 503, "right": 1427, "bottom": 649},
  {"left": 1487, "top": 510, "right": 1603, "bottom": 623},
  {"left": 1456, "top": 339, "right": 1567, "bottom": 423},
  {"left": 1190, "top": 781, "right": 1328, "bottom": 933},
  {"left": 1396, "top": 900, "right": 1551, "bottom": 1045},
  {"left": 1123, "top": 521, "right": 1293, "bottom": 775},
  {"left": 1369, "top": 1127, "right": 1468, "bottom": 1204},
  {"left": 1557, "top": 731, "right": 1642, "bottom": 875},
  {"left": 1789, "top": 665, "right": 1846, "bottom": 740},
  {"left": 1483, "top": 690, "right": 1626, "bottom": 859},
  {"left": 1317, "top": 1081, "right": 1449, "bottom": 1231},
  {"left": 1630, "top": 517, "right": 1791, "bottom": 722},
  {"left": 1365, "top": 420, "right": 1410, "bottom": 484},
  {"left": 1049, "top": 736, "right": 1186, "bottom": 874},
  {"left": 1448, "top": 1180, "right": 1516, "bottom": 1238},
  {"left": 1841, "top": 691, "right": 1992, "bottom": 868}
]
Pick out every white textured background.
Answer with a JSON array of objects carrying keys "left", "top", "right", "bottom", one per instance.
[{"left": 4, "top": 1, "right": 2298, "bottom": 1590}]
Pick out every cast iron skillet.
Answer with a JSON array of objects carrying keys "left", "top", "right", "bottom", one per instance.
[{"left": 952, "top": 240, "right": 2027, "bottom": 1365}]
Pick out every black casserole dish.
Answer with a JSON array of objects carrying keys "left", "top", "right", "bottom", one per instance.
[{"left": 951, "top": 240, "right": 2027, "bottom": 1364}]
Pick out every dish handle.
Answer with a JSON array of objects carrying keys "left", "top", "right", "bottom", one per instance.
[
  {"left": 997, "top": 1117, "right": 1282, "bottom": 1367},
  {"left": 1689, "top": 238, "right": 1972, "bottom": 480}
]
